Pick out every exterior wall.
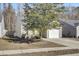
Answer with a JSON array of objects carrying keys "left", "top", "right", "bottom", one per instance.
[
  {"left": 0, "top": 16, "right": 7, "bottom": 38},
  {"left": 76, "top": 26, "right": 79, "bottom": 38},
  {"left": 47, "top": 28, "right": 62, "bottom": 38},
  {"left": 0, "top": 23, "right": 2, "bottom": 37},
  {"left": 59, "top": 19, "right": 77, "bottom": 37},
  {"left": 14, "top": 13, "right": 25, "bottom": 38},
  {"left": 0, "top": 24, "right": 6, "bottom": 38},
  {"left": 14, "top": 9, "right": 26, "bottom": 38},
  {"left": 62, "top": 23, "right": 76, "bottom": 37},
  {"left": 14, "top": 16, "right": 22, "bottom": 37}
]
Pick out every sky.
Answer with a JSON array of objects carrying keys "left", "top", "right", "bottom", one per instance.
[
  {"left": 64, "top": 3, "right": 79, "bottom": 7},
  {"left": 2, "top": 3, "right": 79, "bottom": 11},
  {"left": 12, "top": 3, "right": 79, "bottom": 9}
]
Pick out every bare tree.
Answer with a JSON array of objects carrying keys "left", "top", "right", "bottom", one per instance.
[{"left": 3, "top": 3, "right": 16, "bottom": 36}]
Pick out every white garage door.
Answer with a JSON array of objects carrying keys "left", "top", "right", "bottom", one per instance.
[{"left": 47, "top": 29, "right": 60, "bottom": 38}]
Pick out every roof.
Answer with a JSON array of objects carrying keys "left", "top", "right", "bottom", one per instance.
[{"left": 59, "top": 19, "right": 79, "bottom": 27}]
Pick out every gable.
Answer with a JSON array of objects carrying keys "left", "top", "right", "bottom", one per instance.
[{"left": 59, "top": 19, "right": 79, "bottom": 27}]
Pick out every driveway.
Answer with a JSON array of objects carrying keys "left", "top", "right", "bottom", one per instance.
[{"left": 43, "top": 38, "right": 79, "bottom": 48}]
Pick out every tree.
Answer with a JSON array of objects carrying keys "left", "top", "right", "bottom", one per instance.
[
  {"left": 23, "top": 3, "right": 32, "bottom": 35},
  {"left": 23, "top": 3, "right": 64, "bottom": 38},
  {"left": 73, "top": 7, "right": 79, "bottom": 20},
  {"left": 3, "top": 3, "right": 16, "bottom": 36},
  {"left": 0, "top": 3, "right": 2, "bottom": 22}
]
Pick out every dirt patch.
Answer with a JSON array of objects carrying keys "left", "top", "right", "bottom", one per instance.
[{"left": 0, "top": 39, "right": 65, "bottom": 50}]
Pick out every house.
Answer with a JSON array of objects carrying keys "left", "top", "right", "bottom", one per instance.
[
  {"left": 59, "top": 19, "right": 79, "bottom": 38},
  {"left": 1, "top": 12, "right": 79, "bottom": 38},
  {"left": 1, "top": 4, "right": 79, "bottom": 38},
  {"left": 0, "top": 9, "right": 26, "bottom": 38},
  {"left": 0, "top": 4, "right": 29, "bottom": 38},
  {"left": 14, "top": 10, "right": 39, "bottom": 38}
]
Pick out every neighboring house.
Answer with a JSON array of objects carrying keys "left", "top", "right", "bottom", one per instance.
[{"left": 59, "top": 19, "right": 79, "bottom": 38}]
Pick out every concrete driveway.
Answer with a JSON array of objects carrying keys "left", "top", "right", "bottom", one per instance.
[{"left": 43, "top": 38, "right": 79, "bottom": 48}]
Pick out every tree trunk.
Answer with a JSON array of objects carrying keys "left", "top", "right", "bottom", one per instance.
[
  {"left": 40, "top": 32, "right": 42, "bottom": 38},
  {"left": 39, "top": 28, "right": 43, "bottom": 39},
  {"left": 32, "top": 29, "right": 35, "bottom": 36},
  {"left": 26, "top": 30, "right": 29, "bottom": 35}
]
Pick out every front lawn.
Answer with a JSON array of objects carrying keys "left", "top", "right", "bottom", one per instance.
[{"left": 0, "top": 38, "right": 65, "bottom": 50}]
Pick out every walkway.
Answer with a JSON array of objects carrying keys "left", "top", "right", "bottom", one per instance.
[{"left": 0, "top": 47, "right": 74, "bottom": 55}]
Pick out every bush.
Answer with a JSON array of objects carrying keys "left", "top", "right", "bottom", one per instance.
[
  {"left": 49, "top": 20, "right": 60, "bottom": 29},
  {"left": 34, "top": 36, "right": 40, "bottom": 39}
]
